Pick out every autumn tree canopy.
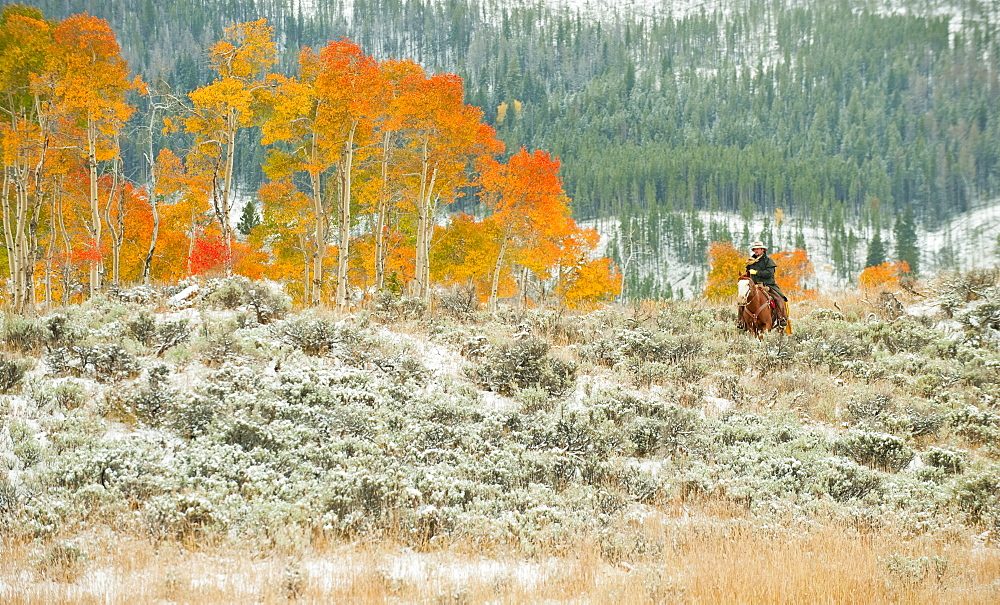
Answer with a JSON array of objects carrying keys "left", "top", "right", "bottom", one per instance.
[{"left": 0, "top": 13, "right": 618, "bottom": 315}]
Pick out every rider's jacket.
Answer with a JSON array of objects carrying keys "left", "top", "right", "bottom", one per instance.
[{"left": 745, "top": 253, "right": 786, "bottom": 299}]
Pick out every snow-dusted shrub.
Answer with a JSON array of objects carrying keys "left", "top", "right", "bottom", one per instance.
[
  {"left": 111, "top": 284, "right": 161, "bottom": 305},
  {"left": 47, "top": 343, "right": 141, "bottom": 382},
  {"left": 126, "top": 310, "right": 157, "bottom": 346},
  {"left": 1, "top": 317, "right": 45, "bottom": 353},
  {"left": 144, "top": 493, "right": 219, "bottom": 540},
  {"left": 820, "top": 456, "right": 885, "bottom": 501},
  {"left": 222, "top": 417, "right": 280, "bottom": 452},
  {"left": 957, "top": 299, "right": 1000, "bottom": 347},
  {"left": 88, "top": 343, "right": 142, "bottom": 382},
  {"left": 278, "top": 316, "right": 371, "bottom": 357},
  {"left": 244, "top": 283, "right": 292, "bottom": 324},
  {"left": 151, "top": 318, "right": 191, "bottom": 357},
  {"left": 613, "top": 328, "right": 702, "bottom": 364},
  {"left": 516, "top": 386, "right": 553, "bottom": 413},
  {"left": 715, "top": 412, "right": 773, "bottom": 445},
  {"left": 745, "top": 337, "right": 796, "bottom": 379},
  {"left": 203, "top": 277, "right": 291, "bottom": 324},
  {"left": 948, "top": 405, "right": 1000, "bottom": 444},
  {"left": 936, "top": 269, "right": 999, "bottom": 317},
  {"left": 587, "top": 388, "right": 668, "bottom": 423},
  {"left": 39, "top": 540, "right": 88, "bottom": 581},
  {"left": 469, "top": 336, "right": 576, "bottom": 396},
  {"left": 128, "top": 310, "right": 191, "bottom": 357},
  {"left": 0, "top": 357, "right": 30, "bottom": 392},
  {"left": 0, "top": 476, "right": 19, "bottom": 531},
  {"left": 436, "top": 284, "right": 478, "bottom": 318},
  {"left": 612, "top": 465, "right": 664, "bottom": 503},
  {"left": 833, "top": 430, "right": 914, "bottom": 472},
  {"left": 883, "top": 553, "right": 949, "bottom": 587},
  {"left": 893, "top": 404, "right": 947, "bottom": 438},
  {"left": 129, "top": 365, "right": 175, "bottom": 424},
  {"left": 804, "top": 308, "right": 846, "bottom": 321},
  {"left": 166, "top": 394, "right": 216, "bottom": 439},
  {"left": 796, "top": 331, "right": 870, "bottom": 372},
  {"left": 861, "top": 317, "right": 937, "bottom": 354},
  {"left": 372, "top": 292, "right": 427, "bottom": 322},
  {"left": 40, "top": 312, "right": 82, "bottom": 350},
  {"left": 9, "top": 420, "right": 42, "bottom": 468},
  {"left": 623, "top": 404, "right": 699, "bottom": 457},
  {"left": 951, "top": 468, "right": 999, "bottom": 523},
  {"left": 847, "top": 392, "right": 894, "bottom": 424},
  {"left": 923, "top": 447, "right": 965, "bottom": 474}
]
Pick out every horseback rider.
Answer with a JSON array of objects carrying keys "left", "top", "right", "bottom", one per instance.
[{"left": 745, "top": 241, "right": 790, "bottom": 329}]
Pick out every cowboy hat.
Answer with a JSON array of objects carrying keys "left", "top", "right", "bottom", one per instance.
[{"left": 749, "top": 241, "right": 767, "bottom": 251}]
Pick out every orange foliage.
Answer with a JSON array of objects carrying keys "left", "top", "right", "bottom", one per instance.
[
  {"left": 858, "top": 260, "right": 910, "bottom": 292},
  {"left": 770, "top": 249, "right": 818, "bottom": 299}
]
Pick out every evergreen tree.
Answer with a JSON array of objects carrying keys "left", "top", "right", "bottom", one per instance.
[
  {"left": 893, "top": 205, "right": 919, "bottom": 274},
  {"left": 864, "top": 228, "right": 886, "bottom": 268},
  {"left": 237, "top": 198, "right": 261, "bottom": 236},
  {"left": 794, "top": 226, "right": 806, "bottom": 252}
]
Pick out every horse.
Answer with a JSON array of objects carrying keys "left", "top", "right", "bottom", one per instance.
[{"left": 736, "top": 273, "right": 776, "bottom": 339}]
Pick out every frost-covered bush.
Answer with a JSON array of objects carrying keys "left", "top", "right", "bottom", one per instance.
[
  {"left": 8, "top": 420, "right": 42, "bottom": 468},
  {"left": 951, "top": 469, "right": 999, "bottom": 523},
  {"left": 128, "top": 310, "right": 191, "bottom": 357},
  {"left": 923, "top": 447, "right": 965, "bottom": 474},
  {"left": 278, "top": 316, "right": 370, "bottom": 357},
  {"left": 578, "top": 327, "right": 705, "bottom": 386},
  {"left": 957, "top": 302, "right": 1000, "bottom": 350},
  {"left": 936, "top": 269, "right": 999, "bottom": 317},
  {"left": 629, "top": 415, "right": 693, "bottom": 456},
  {"left": 89, "top": 343, "right": 142, "bottom": 382},
  {"left": 41, "top": 313, "right": 83, "bottom": 350},
  {"left": 111, "top": 284, "right": 161, "bottom": 305},
  {"left": 39, "top": 540, "right": 88, "bottom": 581},
  {"left": 833, "top": 430, "right": 914, "bottom": 472},
  {"left": 47, "top": 343, "right": 141, "bottom": 382},
  {"left": 126, "top": 310, "right": 157, "bottom": 346},
  {"left": 2, "top": 317, "right": 45, "bottom": 353},
  {"left": 794, "top": 324, "right": 869, "bottom": 372},
  {"left": 0, "top": 356, "right": 30, "bottom": 392},
  {"left": 820, "top": 456, "right": 885, "bottom": 501},
  {"left": 436, "top": 284, "right": 478, "bottom": 319},
  {"left": 144, "top": 493, "right": 219, "bottom": 540},
  {"left": 0, "top": 475, "right": 19, "bottom": 530},
  {"left": 948, "top": 405, "right": 1000, "bottom": 444},
  {"left": 847, "top": 392, "right": 894, "bottom": 424},
  {"left": 469, "top": 336, "right": 576, "bottom": 396},
  {"left": 203, "top": 277, "right": 291, "bottom": 324},
  {"left": 372, "top": 292, "right": 427, "bottom": 322},
  {"left": 166, "top": 394, "right": 216, "bottom": 439},
  {"left": 129, "top": 365, "right": 176, "bottom": 424},
  {"left": 861, "top": 317, "right": 938, "bottom": 354}
]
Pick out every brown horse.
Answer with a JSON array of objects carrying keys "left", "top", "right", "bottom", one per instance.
[{"left": 736, "top": 273, "right": 776, "bottom": 338}]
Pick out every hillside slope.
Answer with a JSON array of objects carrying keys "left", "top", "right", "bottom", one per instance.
[{"left": 2, "top": 274, "right": 1000, "bottom": 600}]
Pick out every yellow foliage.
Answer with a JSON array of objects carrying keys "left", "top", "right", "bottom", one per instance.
[{"left": 703, "top": 241, "right": 744, "bottom": 301}]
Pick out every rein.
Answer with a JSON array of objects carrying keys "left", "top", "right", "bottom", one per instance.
[{"left": 738, "top": 280, "right": 771, "bottom": 323}]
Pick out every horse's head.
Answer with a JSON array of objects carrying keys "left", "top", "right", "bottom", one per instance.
[{"left": 736, "top": 275, "right": 753, "bottom": 305}]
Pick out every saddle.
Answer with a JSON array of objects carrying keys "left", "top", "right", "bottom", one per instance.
[{"left": 762, "top": 286, "right": 791, "bottom": 330}]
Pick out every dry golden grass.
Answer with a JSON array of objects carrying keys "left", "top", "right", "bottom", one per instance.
[{"left": 4, "top": 505, "right": 999, "bottom": 603}]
